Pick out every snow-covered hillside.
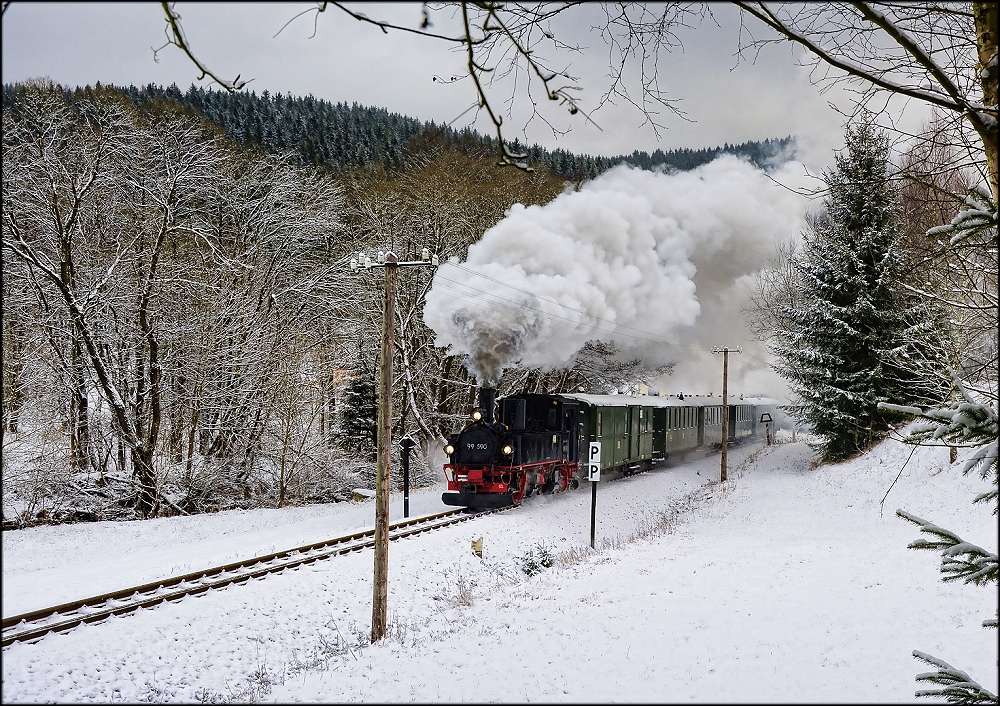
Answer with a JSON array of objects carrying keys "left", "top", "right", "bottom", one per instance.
[{"left": 2, "top": 436, "right": 996, "bottom": 703}]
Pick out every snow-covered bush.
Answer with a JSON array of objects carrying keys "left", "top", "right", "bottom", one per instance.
[{"left": 518, "top": 543, "right": 555, "bottom": 576}]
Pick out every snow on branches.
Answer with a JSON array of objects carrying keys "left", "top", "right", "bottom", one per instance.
[
  {"left": 926, "top": 184, "right": 999, "bottom": 249},
  {"left": 880, "top": 375, "right": 998, "bottom": 511},
  {"left": 896, "top": 509, "right": 998, "bottom": 588},
  {"left": 912, "top": 651, "right": 998, "bottom": 704}
]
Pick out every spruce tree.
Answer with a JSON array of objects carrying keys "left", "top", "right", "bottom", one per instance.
[
  {"left": 773, "top": 119, "right": 946, "bottom": 461},
  {"left": 336, "top": 367, "right": 378, "bottom": 460}
]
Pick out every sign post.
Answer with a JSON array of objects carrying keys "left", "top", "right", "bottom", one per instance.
[
  {"left": 587, "top": 442, "right": 601, "bottom": 549},
  {"left": 759, "top": 413, "right": 773, "bottom": 446},
  {"left": 400, "top": 435, "right": 416, "bottom": 517}
]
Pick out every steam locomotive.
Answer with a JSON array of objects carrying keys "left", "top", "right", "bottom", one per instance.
[{"left": 441, "top": 387, "right": 776, "bottom": 509}]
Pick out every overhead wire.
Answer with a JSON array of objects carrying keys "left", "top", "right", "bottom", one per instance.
[
  {"left": 431, "top": 274, "right": 715, "bottom": 353},
  {"left": 429, "top": 277, "right": 777, "bottom": 393},
  {"left": 430, "top": 256, "right": 780, "bottom": 383},
  {"left": 448, "top": 261, "right": 721, "bottom": 349},
  {"left": 436, "top": 264, "right": 721, "bottom": 353},
  {"left": 445, "top": 262, "right": 777, "bottom": 370}
]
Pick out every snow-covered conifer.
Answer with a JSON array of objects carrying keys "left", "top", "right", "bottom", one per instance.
[
  {"left": 772, "top": 118, "right": 948, "bottom": 461},
  {"left": 336, "top": 367, "right": 378, "bottom": 460}
]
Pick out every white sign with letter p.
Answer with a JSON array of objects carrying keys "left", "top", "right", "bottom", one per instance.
[{"left": 587, "top": 441, "right": 602, "bottom": 481}]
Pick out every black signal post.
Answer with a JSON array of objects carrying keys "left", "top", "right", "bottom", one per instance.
[
  {"left": 586, "top": 441, "right": 601, "bottom": 549},
  {"left": 400, "top": 435, "right": 416, "bottom": 518},
  {"left": 590, "top": 480, "right": 597, "bottom": 549}
]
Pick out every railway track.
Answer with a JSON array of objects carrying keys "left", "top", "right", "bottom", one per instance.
[{"left": 2, "top": 506, "right": 505, "bottom": 648}]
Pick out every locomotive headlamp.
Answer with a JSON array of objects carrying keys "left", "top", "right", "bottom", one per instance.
[
  {"left": 444, "top": 444, "right": 455, "bottom": 455},
  {"left": 502, "top": 444, "right": 514, "bottom": 455},
  {"left": 472, "top": 409, "right": 483, "bottom": 421}
]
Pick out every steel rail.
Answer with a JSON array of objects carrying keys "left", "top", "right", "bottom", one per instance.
[{"left": 2, "top": 506, "right": 505, "bottom": 647}]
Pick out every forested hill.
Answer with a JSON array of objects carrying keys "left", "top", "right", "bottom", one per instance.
[{"left": 4, "top": 82, "right": 793, "bottom": 179}]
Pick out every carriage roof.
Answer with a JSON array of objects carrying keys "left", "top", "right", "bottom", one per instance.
[{"left": 555, "top": 393, "right": 780, "bottom": 408}]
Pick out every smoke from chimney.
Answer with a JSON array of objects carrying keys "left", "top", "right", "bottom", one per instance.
[{"left": 423, "top": 156, "right": 810, "bottom": 394}]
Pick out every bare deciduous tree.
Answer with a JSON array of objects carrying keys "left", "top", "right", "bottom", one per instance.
[{"left": 3, "top": 82, "right": 352, "bottom": 521}]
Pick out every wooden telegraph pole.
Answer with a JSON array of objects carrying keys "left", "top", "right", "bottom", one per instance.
[
  {"left": 351, "top": 248, "right": 437, "bottom": 644},
  {"left": 711, "top": 346, "right": 741, "bottom": 483}
]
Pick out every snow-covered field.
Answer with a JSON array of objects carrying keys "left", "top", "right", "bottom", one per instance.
[{"left": 2, "top": 436, "right": 996, "bottom": 703}]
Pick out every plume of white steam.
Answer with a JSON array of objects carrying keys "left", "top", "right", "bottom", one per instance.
[{"left": 423, "top": 155, "right": 808, "bottom": 387}]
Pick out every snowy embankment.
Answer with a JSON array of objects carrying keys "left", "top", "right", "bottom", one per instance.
[{"left": 2, "top": 436, "right": 996, "bottom": 703}]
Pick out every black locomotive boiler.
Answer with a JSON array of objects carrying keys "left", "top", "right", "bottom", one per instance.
[{"left": 441, "top": 388, "right": 580, "bottom": 509}]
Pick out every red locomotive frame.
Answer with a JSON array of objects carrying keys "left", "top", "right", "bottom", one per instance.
[{"left": 444, "top": 459, "right": 578, "bottom": 505}]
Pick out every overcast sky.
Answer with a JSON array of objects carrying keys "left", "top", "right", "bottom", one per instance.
[{"left": 1, "top": 2, "right": 932, "bottom": 172}]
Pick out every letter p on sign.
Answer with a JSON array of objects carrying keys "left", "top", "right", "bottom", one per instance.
[{"left": 588, "top": 441, "right": 602, "bottom": 481}]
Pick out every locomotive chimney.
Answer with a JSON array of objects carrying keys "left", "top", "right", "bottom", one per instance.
[{"left": 477, "top": 387, "right": 496, "bottom": 425}]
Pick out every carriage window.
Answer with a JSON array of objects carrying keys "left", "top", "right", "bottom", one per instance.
[{"left": 597, "top": 412, "right": 603, "bottom": 437}]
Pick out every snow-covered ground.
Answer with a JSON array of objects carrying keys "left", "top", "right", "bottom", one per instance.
[{"left": 2, "top": 436, "right": 996, "bottom": 703}]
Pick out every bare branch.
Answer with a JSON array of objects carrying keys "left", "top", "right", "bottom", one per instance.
[{"left": 156, "top": 2, "right": 251, "bottom": 91}]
